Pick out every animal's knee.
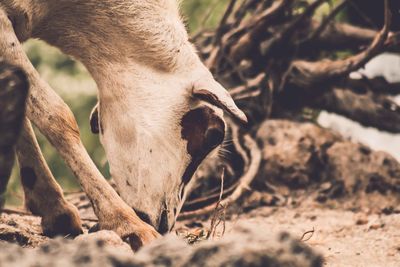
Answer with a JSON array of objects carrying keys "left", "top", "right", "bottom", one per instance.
[
  {"left": 57, "top": 107, "right": 80, "bottom": 141},
  {"left": 43, "top": 102, "right": 81, "bottom": 146}
]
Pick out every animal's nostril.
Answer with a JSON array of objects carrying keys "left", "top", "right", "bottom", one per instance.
[
  {"left": 158, "top": 209, "right": 169, "bottom": 235},
  {"left": 205, "top": 128, "right": 224, "bottom": 148}
]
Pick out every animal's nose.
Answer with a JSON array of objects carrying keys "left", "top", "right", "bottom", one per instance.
[
  {"left": 158, "top": 208, "right": 169, "bottom": 234},
  {"left": 205, "top": 127, "right": 225, "bottom": 149}
]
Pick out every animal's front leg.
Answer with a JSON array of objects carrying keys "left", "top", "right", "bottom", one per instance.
[
  {"left": 0, "top": 9, "right": 159, "bottom": 249},
  {"left": 16, "top": 119, "right": 83, "bottom": 237}
]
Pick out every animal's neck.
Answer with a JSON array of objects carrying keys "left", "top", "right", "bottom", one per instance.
[{"left": 25, "top": 0, "right": 194, "bottom": 72}]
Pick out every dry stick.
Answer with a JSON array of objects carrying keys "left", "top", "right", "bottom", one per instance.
[
  {"left": 1, "top": 208, "right": 31, "bottom": 216},
  {"left": 260, "top": 0, "right": 327, "bottom": 60},
  {"left": 230, "top": 73, "right": 266, "bottom": 97},
  {"left": 313, "top": 87, "right": 400, "bottom": 133},
  {"left": 347, "top": 76, "right": 400, "bottom": 95},
  {"left": 2, "top": 208, "right": 98, "bottom": 225},
  {"left": 229, "top": 0, "right": 291, "bottom": 61},
  {"left": 184, "top": 183, "right": 237, "bottom": 211},
  {"left": 231, "top": 121, "right": 249, "bottom": 167},
  {"left": 348, "top": 0, "right": 379, "bottom": 30},
  {"left": 205, "top": 0, "right": 239, "bottom": 68},
  {"left": 280, "top": 0, "right": 328, "bottom": 40},
  {"left": 300, "top": 227, "right": 315, "bottom": 242},
  {"left": 250, "top": 0, "right": 291, "bottom": 28},
  {"left": 228, "top": 72, "right": 267, "bottom": 105},
  {"left": 233, "top": 90, "right": 262, "bottom": 101},
  {"left": 310, "top": 21, "right": 380, "bottom": 49},
  {"left": 232, "top": 0, "right": 258, "bottom": 28},
  {"left": 205, "top": 0, "right": 279, "bottom": 68},
  {"left": 178, "top": 132, "right": 262, "bottom": 220},
  {"left": 237, "top": 0, "right": 290, "bottom": 35},
  {"left": 281, "top": 0, "right": 392, "bottom": 89},
  {"left": 299, "top": 0, "right": 350, "bottom": 45},
  {"left": 208, "top": 169, "right": 225, "bottom": 239},
  {"left": 213, "top": 0, "right": 238, "bottom": 45}
]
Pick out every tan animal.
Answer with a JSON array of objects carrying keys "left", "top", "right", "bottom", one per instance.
[{"left": 0, "top": 0, "right": 246, "bottom": 248}]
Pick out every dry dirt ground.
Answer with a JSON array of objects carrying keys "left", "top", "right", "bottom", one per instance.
[
  {"left": 0, "top": 195, "right": 399, "bottom": 267},
  {"left": 227, "top": 205, "right": 400, "bottom": 267},
  {"left": 175, "top": 201, "right": 400, "bottom": 267},
  {"left": 1, "top": 120, "right": 399, "bottom": 266}
]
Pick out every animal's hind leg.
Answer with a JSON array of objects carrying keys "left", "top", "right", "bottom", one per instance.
[
  {"left": 16, "top": 119, "right": 83, "bottom": 237},
  {"left": 0, "top": 61, "right": 28, "bottom": 210}
]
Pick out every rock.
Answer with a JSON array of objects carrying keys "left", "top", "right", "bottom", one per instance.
[
  {"left": 355, "top": 216, "right": 369, "bottom": 226},
  {"left": 0, "top": 213, "right": 48, "bottom": 248},
  {"left": 255, "top": 120, "right": 400, "bottom": 211},
  {"left": 256, "top": 120, "right": 343, "bottom": 189},
  {"left": 0, "top": 223, "right": 323, "bottom": 267},
  {"left": 74, "top": 230, "right": 132, "bottom": 253}
]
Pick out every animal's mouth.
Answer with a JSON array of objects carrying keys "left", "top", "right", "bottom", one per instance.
[{"left": 133, "top": 201, "right": 172, "bottom": 234}]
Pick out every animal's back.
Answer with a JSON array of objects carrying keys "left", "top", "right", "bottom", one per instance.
[{"left": 4, "top": 0, "right": 190, "bottom": 71}]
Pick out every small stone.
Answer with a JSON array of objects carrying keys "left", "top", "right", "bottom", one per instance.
[
  {"left": 382, "top": 206, "right": 394, "bottom": 215},
  {"left": 355, "top": 217, "right": 368, "bottom": 225},
  {"left": 369, "top": 224, "right": 383, "bottom": 230}
]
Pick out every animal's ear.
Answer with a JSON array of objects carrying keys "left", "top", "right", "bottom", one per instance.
[
  {"left": 90, "top": 103, "right": 100, "bottom": 134},
  {"left": 193, "top": 80, "right": 248, "bottom": 124}
]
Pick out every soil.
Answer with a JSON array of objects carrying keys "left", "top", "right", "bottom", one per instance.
[
  {"left": 0, "top": 120, "right": 399, "bottom": 266},
  {"left": 1, "top": 193, "right": 399, "bottom": 266}
]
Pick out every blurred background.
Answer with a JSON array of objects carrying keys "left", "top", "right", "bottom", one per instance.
[{"left": 5, "top": 0, "right": 400, "bottom": 206}]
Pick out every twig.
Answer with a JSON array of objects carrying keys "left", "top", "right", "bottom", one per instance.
[
  {"left": 261, "top": 0, "right": 328, "bottom": 58},
  {"left": 229, "top": 0, "right": 291, "bottom": 61},
  {"left": 208, "top": 169, "right": 226, "bottom": 239},
  {"left": 281, "top": 0, "right": 392, "bottom": 89},
  {"left": 213, "top": 0, "right": 238, "bottom": 45},
  {"left": 183, "top": 183, "right": 237, "bottom": 212},
  {"left": 348, "top": 0, "right": 379, "bottom": 30},
  {"left": 1, "top": 208, "right": 31, "bottom": 216},
  {"left": 313, "top": 87, "right": 400, "bottom": 133},
  {"left": 346, "top": 76, "right": 400, "bottom": 96},
  {"left": 299, "top": 0, "right": 350, "bottom": 45},
  {"left": 300, "top": 227, "right": 315, "bottom": 242}
]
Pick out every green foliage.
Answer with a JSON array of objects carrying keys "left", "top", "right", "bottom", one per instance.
[{"left": 182, "top": 0, "right": 229, "bottom": 32}]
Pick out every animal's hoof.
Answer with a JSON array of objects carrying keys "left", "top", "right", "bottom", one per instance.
[
  {"left": 98, "top": 208, "right": 161, "bottom": 251},
  {"left": 41, "top": 202, "right": 83, "bottom": 238},
  {"left": 88, "top": 223, "right": 100, "bottom": 233},
  {"left": 123, "top": 226, "right": 161, "bottom": 251}
]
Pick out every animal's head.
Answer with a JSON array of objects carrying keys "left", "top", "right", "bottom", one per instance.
[
  {"left": 90, "top": 61, "right": 246, "bottom": 234},
  {"left": 44, "top": 0, "right": 248, "bottom": 234}
]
